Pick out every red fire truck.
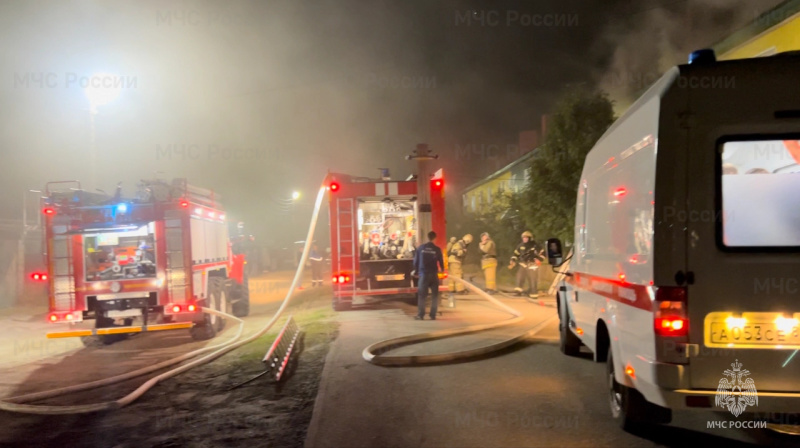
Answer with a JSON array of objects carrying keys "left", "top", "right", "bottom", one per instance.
[
  {"left": 40, "top": 178, "right": 250, "bottom": 345},
  {"left": 327, "top": 148, "right": 447, "bottom": 310}
]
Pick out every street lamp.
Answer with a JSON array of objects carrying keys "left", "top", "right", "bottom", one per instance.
[
  {"left": 292, "top": 191, "right": 300, "bottom": 200},
  {"left": 84, "top": 72, "right": 122, "bottom": 191}
]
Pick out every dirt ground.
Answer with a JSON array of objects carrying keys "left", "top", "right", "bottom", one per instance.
[{"left": 0, "top": 290, "right": 339, "bottom": 448}]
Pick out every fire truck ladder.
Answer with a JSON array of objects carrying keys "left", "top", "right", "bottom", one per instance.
[
  {"left": 336, "top": 198, "right": 357, "bottom": 301},
  {"left": 51, "top": 234, "right": 76, "bottom": 312}
]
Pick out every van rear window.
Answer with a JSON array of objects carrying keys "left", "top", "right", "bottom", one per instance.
[{"left": 720, "top": 139, "right": 800, "bottom": 247}]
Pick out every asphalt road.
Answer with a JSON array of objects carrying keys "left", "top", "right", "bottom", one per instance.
[{"left": 305, "top": 293, "right": 799, "bottom": 448}]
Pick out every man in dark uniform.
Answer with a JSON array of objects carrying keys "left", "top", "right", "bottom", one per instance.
[
  {"left": 509, "top": 230, "right": 545, "bottom": 298},
  {"left": 412, "top": 231, "right": 445, "bottom": 320}
]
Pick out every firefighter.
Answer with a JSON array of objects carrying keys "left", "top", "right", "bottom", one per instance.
[
  {"left": 309, "top": 244, "right": 324, "bottom": 287},
  {"left": 508, "top": 231, "right": 544, "bottom": 298},
  {"left": 448, "top": 234, "right": 472, "bottom": 296},
  {"left": 479, "top": 232, "right": 497, "bottom": 294},
  {"left": 444, "top": 236, "right": 457, "bottom": 271}
]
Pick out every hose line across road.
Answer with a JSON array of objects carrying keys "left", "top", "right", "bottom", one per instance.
[{"left": 362, "top": 277, "right": 558, "bottom": 366}]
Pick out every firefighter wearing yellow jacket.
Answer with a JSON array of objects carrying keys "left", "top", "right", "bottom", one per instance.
[
  {"left": 508, "top": 231, "right": 544, "bottom": 298},
  {"left": 479, "top": 232, "right": 497, "bottom": 294},
  {"left": 448, "top": 234, "right": 472, "bottom": 295}
]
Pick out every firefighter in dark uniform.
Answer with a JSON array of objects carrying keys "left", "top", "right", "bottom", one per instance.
[
  {"left": 412, "top": 231, "right": 445, "bottom": 320},
  {"left": 509, "top": 231, "right": 544, "bottom": 298}
]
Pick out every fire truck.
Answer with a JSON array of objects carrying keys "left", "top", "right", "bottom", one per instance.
[
  {"left": 40, "top": 178, "right": 250, "bottom": 345},
  {"left": 327, "top": 146, "right": 448, "bottom": 310}
]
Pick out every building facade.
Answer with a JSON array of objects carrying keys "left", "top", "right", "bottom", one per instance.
[
  {"left": 461, "top": 149, "right": 535, "bottom": 214},
  {"left": 713, "top": 0, "right": 800, "bottom": 59}
]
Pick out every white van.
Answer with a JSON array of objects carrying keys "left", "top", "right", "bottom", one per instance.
[{"left": 547, "top": 49, "right": 800, "bottom": 431}]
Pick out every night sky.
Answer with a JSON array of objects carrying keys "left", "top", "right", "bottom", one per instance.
[{"left": 0, "top": 0, "right": 783, "bottom": 245}]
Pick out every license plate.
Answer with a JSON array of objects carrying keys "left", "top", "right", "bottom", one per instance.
[
  {"left": 376, "top": 274, "right": 405, "bottom": 281},
  {"left": 705, "top": 312, "right": 800, "bottom": 349}
]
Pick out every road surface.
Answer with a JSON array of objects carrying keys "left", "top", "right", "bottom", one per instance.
[{"left": 305, "top": 293, "right": 798, "bottom": 448}]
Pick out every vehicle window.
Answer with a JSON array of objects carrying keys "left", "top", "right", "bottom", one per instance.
[{"left": 720, "top": 139, "right": 800, "bottom": 247}]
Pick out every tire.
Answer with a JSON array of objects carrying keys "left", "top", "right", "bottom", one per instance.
[
  {"left": 82, "top": 316, "right": 129, "bottom": 346},
  {"left": 190, "top": 277, "right": 226, "bottom": 341},
  {"left": 607, "top": 343, "right": 671, "bottom": 431},
  {"left": 333, "top": 298, "right": 351, "bottom": 311},
  {"left": 231, "top": 274, "right": 250, "bottom": 318},
  {"left": 558, "top": 291, "right": 581, "bottom": 356}
]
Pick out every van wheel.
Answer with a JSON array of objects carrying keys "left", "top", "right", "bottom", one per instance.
[
  {"left": 558, "top": 292, "right": 581, "bottom": 356},
  {"left": 607, "top": 343, "right": 671, "bottom": 431}
]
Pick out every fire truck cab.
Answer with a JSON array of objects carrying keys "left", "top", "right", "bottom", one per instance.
[
  {"left": 327, "top": 168, "right": 447, "bottom": 310},
  {"left": 41, "top": 178, "right": 250, "bottom": 345}
]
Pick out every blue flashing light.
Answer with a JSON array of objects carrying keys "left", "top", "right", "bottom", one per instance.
[
  {"left": 117, "top": 203, "right": 128, "bottom": 214},
  {"left": 689, "top": 49, "right": 715, "bottom": 64}
]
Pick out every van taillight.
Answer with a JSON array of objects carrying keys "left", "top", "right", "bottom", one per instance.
[{"left": 654, "top": 286, "right": 688, "bottom": 337}]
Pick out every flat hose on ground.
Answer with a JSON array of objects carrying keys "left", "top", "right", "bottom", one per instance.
[
  {"left": 0, "top": 183, "right": 329, "bottom": 415},
  {"left": 362, "top": 277, "right": 558, "bottom": 366}
]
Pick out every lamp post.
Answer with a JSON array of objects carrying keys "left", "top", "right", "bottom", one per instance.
[{"left": 83, "top": 73, "right": 122, "bottom": 190}]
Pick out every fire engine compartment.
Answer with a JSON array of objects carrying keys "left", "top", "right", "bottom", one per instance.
[
  {"left": 83, "top": 223, "right": 157, "bottom": 281},
  {"left": 356, "top": 198, "right": 418, "bottom": 290}
]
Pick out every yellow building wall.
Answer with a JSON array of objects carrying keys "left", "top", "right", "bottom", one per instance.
[
  {"left": 719, "top": 13, "right": 800, "bottom": 60},
  {"left": 463, "top": 172, "right": 512, "bottom": 214}
]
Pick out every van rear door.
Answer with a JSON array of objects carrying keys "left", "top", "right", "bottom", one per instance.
[{"left": 683, "top": 55, "right": 800, "bottom": 392}]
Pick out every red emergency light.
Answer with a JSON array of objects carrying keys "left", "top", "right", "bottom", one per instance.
[
  {"left": 179, "top": 199, "right": 189, "bottom": 208},
  {"left": 614, "top": 187, "right": 627, "bottom": 197},
  {"left": 432, "top": 179, "right": 443, "bottom": 188},
  {"left": 42, "top": 207, "right": 56, "bottom": 215},
  {"left": 329, "top": 182, "right": 340, "bottom": 192},
  {"left": 30, "top": 272, "right": 48, "bottom": 281},
  {"left": 332, "top": 274, "right": 350, "bottom": 283}
]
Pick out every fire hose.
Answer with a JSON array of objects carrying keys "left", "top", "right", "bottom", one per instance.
[
  {"left": 0, "top": 182, "right": 329, "bottom": 415},
  {"left": 362, "top": 277, "right": 558, "bottom": 366}
]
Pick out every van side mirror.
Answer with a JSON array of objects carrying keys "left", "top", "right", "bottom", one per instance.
[{"left": 546, "top": 238, "right": 563, "bottom": 266}]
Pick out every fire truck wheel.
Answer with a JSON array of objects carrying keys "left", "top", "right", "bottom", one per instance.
[
  {"left": 231, "top": 274, "right": 250, "bottom": 318},
  {"left": 607, "top": 344, "right": 671, "bottom": 431},
  {"left": 190, "top": 277, "right": 225, "bottom": 340},
  {"left": 333, "top": 299, "right": 351, "bottom": 311},
  {"left": 558, "top": 292, "right": 581, "bottom": 356}
]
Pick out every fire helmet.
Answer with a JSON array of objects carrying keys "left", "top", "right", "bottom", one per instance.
[
  {"left": 462, "top": 234, "right": 473, "bottom": 244},
  {"left": 521, "top": 231, "right": 533, "bottom": 239}
]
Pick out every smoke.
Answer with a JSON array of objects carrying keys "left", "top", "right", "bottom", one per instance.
[{"left": 595, "top": 0, "right": 785, "bottom": 113}]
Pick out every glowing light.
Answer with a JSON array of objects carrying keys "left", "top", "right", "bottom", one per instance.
[
  {"left": 188, "top": 304, "right": 197, "bottom": 312},
  {"left": 292, "top": 191, "right": 300, "bottom": 200},
  {"left": 172, "top": 305, "right": 181, "bottom": 313},
  {"left": 84, "top": 72, "right": 122, "bottom": 114},
  {"left": 219, "top": 214, "right": 225, "bottom": 220},
  {"left": 329, "top": 182, "right": 340, "bottom": 192},
  {"left": 65, "top": 313, "right": 73, "bottom": 321},
  {"left": 614, "top": 187, "right": 627, "bottom": 197},
  {"left": 179, "top": 200, "right": 189, "bottom": 208},
  {"left": 208, "top": 211, "right": 216, "bottom": 218},
  {"left": 618, "top": 273, "right": 626, "bottom": 281},
  {"left": 49, "top": 314, "right": 58, "bottom": 322},
  {"left": 726, "top": 316, "right": 747, "bottom": 328},
  {"left": 43, "top": 207, "right": 56, "bottom": 215},
  {"left": 116, "top": 203, "right": 128, "bottom": 213},
  {"left": 576, "top": 327, "right": 584, "bottom": 335},
  {"left": 194, "top": 208, "right": 202, "bottom": 215},
  {"left": 775, "top": 316, "right": 799, "bottom": 333},
  {"left": 625, "top": 365, "right": 635, "bottom": 377}
]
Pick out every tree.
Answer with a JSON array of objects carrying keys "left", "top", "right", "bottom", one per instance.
[{"left": 521, "top": 85, "right": 615, "bottom": 244}]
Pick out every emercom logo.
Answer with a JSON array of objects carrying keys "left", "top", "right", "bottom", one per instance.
[{"left": 715, "top": 359, "right": 758, "bottom": 417}]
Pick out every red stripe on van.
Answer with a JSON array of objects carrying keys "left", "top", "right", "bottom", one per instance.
[{"left": 566, "top": 272, "right": 653, "bottom": 312}]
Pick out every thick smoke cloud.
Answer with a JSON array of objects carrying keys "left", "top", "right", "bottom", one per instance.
[{"left": 595, "top": 0, "right": 785, "bottom": 112}]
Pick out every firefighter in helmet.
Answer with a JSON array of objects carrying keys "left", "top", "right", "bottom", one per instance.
[
  {"left": 479, "top": 232, "right": 497, "bottom": 294},
  {"left": 444, "top": 236, "right": 457, "bottom": 271},
  {"left": 509, "top": 230, "right": 544, "bottom": 298},
  {"left": 448, "top": 234, "right": 472, "bottom": 296}
]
